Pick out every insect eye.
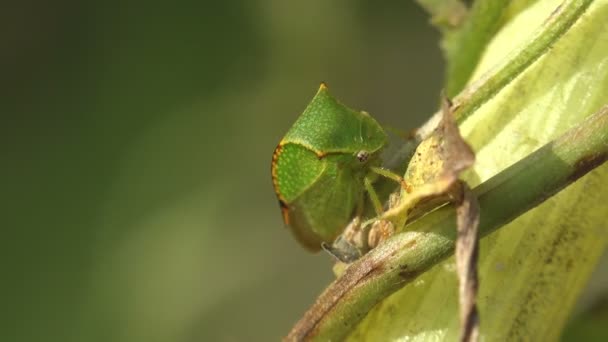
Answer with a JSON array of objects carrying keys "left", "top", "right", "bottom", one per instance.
[{"left": 356, "top": 150, "right": 369, "bottom": 163}]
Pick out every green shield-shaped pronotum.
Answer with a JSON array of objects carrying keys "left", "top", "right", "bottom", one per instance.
[{"left": 271, "top": 84, "right": 387, "bottom": 250}]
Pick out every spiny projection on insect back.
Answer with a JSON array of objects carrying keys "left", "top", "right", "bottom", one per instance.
[{"left": 271, "top": 83, "right": 390, "bottom": 251}]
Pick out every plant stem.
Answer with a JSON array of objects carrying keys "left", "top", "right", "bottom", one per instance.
[
  {"left": 285, "top": 105, "right": 608, "bottom": 342},
  {"left": 416, "top": 0, "right": 593, "bottom": 139},
  {"left": 453, "top": 0, "right": 593, "bottom": 124}
]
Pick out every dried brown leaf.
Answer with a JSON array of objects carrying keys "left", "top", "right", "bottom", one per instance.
[{"left": 382, "top": 96, "right": 475, "bottom": 228}]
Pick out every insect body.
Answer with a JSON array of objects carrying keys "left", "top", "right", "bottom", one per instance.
[{"left": 271, "top": 84, "right": 387, "bottom": 251}]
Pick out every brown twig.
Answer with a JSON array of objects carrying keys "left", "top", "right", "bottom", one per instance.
[{"left": 455, "top": 182, "right": 480, "bottom": 342}]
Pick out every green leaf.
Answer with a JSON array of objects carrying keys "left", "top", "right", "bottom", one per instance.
[
  {"left": 349, "top": 0, "right": 608, "bottom": 340},
  {"left": 442, "top": 0, "right": 511, "bottom": 96}
]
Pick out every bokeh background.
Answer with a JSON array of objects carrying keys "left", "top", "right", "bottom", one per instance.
[{"left": 1, "top": 1, "right": 605, "bottom": 341}]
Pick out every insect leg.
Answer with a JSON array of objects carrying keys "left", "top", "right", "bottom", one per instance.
[
  {"left": 364, "top": 175, "right": 383, "bottom": 216},
  {"left": 370, "top": 166, "right": 411, "bottom": 193}
]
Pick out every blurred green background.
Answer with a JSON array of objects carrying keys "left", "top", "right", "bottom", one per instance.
[
  {"left": 1, "top": 1, "right": 605, "bottom": 341},
  {"left": 2, "top": 2, "right": 441, "bottom": 341}
]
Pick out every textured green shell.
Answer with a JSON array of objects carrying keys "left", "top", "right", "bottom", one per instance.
[
  {"left": 272, "top": 84, "right": 387, "bottom": 250},
  {"left": 283, "top": 84, "right": 386, "bottom": 155}
]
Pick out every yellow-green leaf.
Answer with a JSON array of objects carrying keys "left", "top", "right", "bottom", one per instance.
[{"left": 349, "top": 0, "right": 608, "bottom": 340}]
